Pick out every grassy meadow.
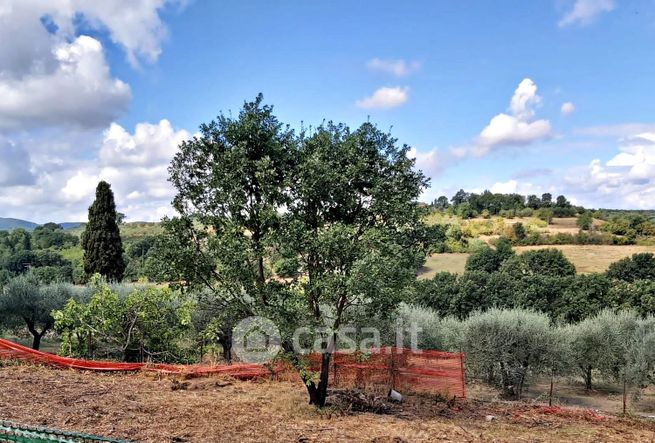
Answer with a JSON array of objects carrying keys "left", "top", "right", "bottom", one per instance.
[{"left": 420, "top": 244, "right": 655, "bottom": 278}]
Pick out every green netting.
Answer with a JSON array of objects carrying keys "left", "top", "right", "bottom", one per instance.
[{"left": 0, "top": 422, "right": 131, "bottom": 443}]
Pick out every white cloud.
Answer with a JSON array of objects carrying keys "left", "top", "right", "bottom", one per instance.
[
  {"left": 366, "top": 58, "right": 420, "bottom": 77},
  {"left": 0, "top": 119, "right": 190, "bottom": 223},
  {"left": 509, "top": 78, "right": 541, "bottom": 121},
  {"left": 61, "top": 170, "right": 100, "bottom": 203},
  {"left": 475, "top": 79, "right": 552, "bottom": 154},
  {"left": 356, "top": 86, "right": 409, "bottom": 110},
  {"left": 477, "top": 114, "right": 552, "bottom": 151},
  {"left": 565, "top": 132, "right": 655, "bottom": 208},
  {"left": 561, "top": 102, "right": 575, "bottom": 116},
  {"left": 407, "top": 146, "right": 464, "bottom": 178},
  {"left": 0, "top": 1, "right": 182, "bottom": 222},
  {"left": 0, "top": 1, "right": 176, "bottom": 70},
  {"left": 100, "top": 119, "right": 190, "bottom": 166},
  {"left": 490, "top": 180, "right": 519, "bottom": 194},
  {"left": 0, "top": 36, "right": 130, "bottom": 130},
  {"left": 559, "top": 0, "right": 615, "bottom": 27}
]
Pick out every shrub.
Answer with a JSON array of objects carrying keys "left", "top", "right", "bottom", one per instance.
[
  {"left": 607, "top": 253, "right": 655, "bottom": 282},
  {"left": 54, "top": 277, "right": 195, "bottom": 362},
  {"left": 500, "top": 248, "right": 576, "bottom": 277}
]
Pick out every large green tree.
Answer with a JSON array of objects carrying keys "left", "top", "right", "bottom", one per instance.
[
  {"left": 160, "top": 96, "right": 428, "bottom": 406},
  {"left": 278, "top": 122, "right": 428, "bottom": 406},
  {"left": 157, "top": 94, "right": 296, "bottom": 362},
  {"left": 81, "top": 181, "right": 126, "bottom": 281}
]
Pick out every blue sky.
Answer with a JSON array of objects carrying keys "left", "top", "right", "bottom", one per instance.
[{"left": 1, "top": 0, "right": 655, "bottom": 222}]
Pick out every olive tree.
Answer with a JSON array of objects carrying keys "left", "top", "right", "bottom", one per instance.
[
  {"left": 461, "top": 308, "right": 562, "bottom": 399},
  {"left": 0, "top": 274, "right": 71, "bottom": 350}
]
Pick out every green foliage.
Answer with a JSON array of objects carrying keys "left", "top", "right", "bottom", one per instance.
[
  {"left": 32, "top": 223, "right": 78, "bottom": 249},
  {"left": 414, "top": 272, "right": 459, "bottom": 316},
  {"left": 54, "top": 277, "right": 194, "bottom": 362},
  {"left": 0, "top": 274, "right": 72, "bottom": 349},
  {"left": 607, "top": 253, "right": 655, "bottom": 282},
  {"left": 81, "top": 181, "right": 126, "bottom": 281},
  {"left": 560, "top": 274, "right": 611, "bottom": 323},
  {"left": 500, "top": 248, "right": 576, "bottom": 277},
  {"left": 577, "top": 212, "right": 593, "bottom": 231},
  {"left": 464, "top": 238, "right": 513, "bottom": 274},
  {"left": 160, "top": 95, "right": 428, "bottom": 406},
  {"left": 513, "top": 222, "right": 526, "bottom": 241},
  {"left": 461, "top": 308, "right": 562, "bottom": 399},
  {"left": 535, "top": 207, "right": 554, "bottom": 224},
  {"left": 601, "top": 214, "right": 655, "bottom": 239}
]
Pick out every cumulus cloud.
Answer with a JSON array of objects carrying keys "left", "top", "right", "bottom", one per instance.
[
  {"left": 356, "top": 86, "right": 409, "bottom": 109},
  {"left": 100, "top": 120, "right": 190, "bottom": 166},
  {"left": 561, "top": 102, "right": 575, "bottom": 116},
  {"left": 61, "top": 120, "right": 189, "bottom": 214},
  {"left": 0, "top": 1, "right": 182, "bottom": 222},
  {"left": 475, "top": 79, "right": 552, "bottom": 154},
  {"left": 406, "top": 146, "right": 465, "bottom": 178},
  {"left": 0, "top": 0, "right": 180, "bottom": 131},
  {"left": 0, "top": 36, "right": 130, "bottom": 130},
  {"left": 0, "top": 119, "right": 190, "bottom": 222},
  {"left": 366, "top": 58, "right": 421, "bottom": 77},
  {"left": 0, "top": 0, "right": 175, "bottom": 71},
  {"left": 490, "top": 180, "right": 519, "bottom": 194},
  {"left": 559, "top": 0, "right": 615, "bottom": 27},
  {"left": 565, "top": 132, "right": 655, "bottom": 208}
]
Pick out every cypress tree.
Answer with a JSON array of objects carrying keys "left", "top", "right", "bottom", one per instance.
[{"left": 82, "top": 181, "right": 126, "bottom": 281}]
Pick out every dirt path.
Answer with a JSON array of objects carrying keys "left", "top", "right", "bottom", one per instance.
[{"left": 1, "top": 364, "right": 654, "bottom": 442}]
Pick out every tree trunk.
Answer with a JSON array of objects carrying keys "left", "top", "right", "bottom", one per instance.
[
  {"left": 583, "top": 365, "right": 592, "bottom": 390},
  {"left": 24, "top": 319, "right": 45, "bottom": 351},
  {"left": 219, "top": 327, "right": 233, "bottom": 364},
  {"left": 31, "top": 333, "right": 42, "bottom": 351},
  {"left": 306, "top": 352, "right": 332, "bottom": 407}
]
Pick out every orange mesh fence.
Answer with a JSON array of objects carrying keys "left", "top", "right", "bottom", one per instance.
[
  {"left": 1, "top": 339, "right": 466, "bottom": 398},
  {"left": 0, "top": 338, "right": 271, "bottom": 379},
  {"left": 305, "top": 347, "right": 466, "bottom": 398}
]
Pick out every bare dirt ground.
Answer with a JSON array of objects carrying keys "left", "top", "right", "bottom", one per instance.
[{"left": 2, "top": 364, "right": 655, "bottom": 442}]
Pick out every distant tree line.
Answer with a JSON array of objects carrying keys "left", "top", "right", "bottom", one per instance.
[
  {"left": 415, "top": 244, "right": 655, "bottom": 322},
  {"left": 432, "top": 190, "right": 582, "bottom": 219},
  {"left": 0, "top": 224, "right": 78, "bottom": 285}
]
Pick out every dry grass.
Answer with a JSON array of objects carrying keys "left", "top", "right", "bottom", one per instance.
[
  {"left": 1, "top": 365, "right": 655, "bottom": 442},
  {"left": 514, "top": 244, "right": 655, "bottom": 274},
  {"left": 419, "top": 254, "right": 469, "bottom": 279},
  {"left": 421, "top": 245, "right": 655, "bottom": 277}
]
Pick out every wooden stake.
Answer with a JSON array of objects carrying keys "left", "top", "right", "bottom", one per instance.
[
  {"left": 549, "top": 370, "right": 554, "bottom": 407},
  {"left": 623, "top": 378, "right": 627, "bottom": 415}
]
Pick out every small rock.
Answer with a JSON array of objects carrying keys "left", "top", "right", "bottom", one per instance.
[{"left": 485, "top": 415, "right": 496, "bottom": 422}]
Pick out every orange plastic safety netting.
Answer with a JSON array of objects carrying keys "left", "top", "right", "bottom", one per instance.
[
  {"left": 0, "top": 339, "right": 466, "bottom": 397},
  {"left": 0, "top": 338, "right": 271, "bottom": 379},
  {"left": 305, "top": 347, "right": 467, "bottom": 398}
]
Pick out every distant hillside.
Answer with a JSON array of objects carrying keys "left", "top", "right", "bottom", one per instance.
[
  {"left": 0, "top": 218, "right": 82, "bottom": 231},
  {"left": 0, "top": 218, "right": 38, "bottom": 231},
  {"left": 58, "top": 222, "right": 84, "bottom": 230}
]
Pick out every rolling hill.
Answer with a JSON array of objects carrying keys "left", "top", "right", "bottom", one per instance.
[{"left": 0, "top": 217, "right": 82, "bottom": 231}]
